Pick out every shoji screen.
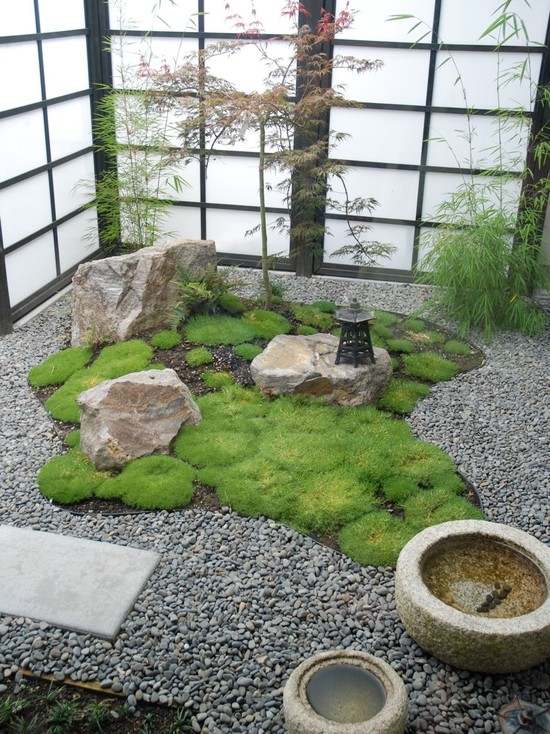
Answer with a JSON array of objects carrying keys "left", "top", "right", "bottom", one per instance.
[
  {"left": 323, "top": 0, "right": 550, "bottom": 280},
  {"left": 0, "top": 0, "right": 100, "bottom": 319},
  {"left": 108, "top": 0, "right": 294, "bottom": 260}
]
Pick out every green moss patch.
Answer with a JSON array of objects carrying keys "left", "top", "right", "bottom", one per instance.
[
  {"left": 218, "top": 292, "right": 246, "bottom": 314},
  {"left": 150, "top": 330, "right": 182, "bottom": 350},
  {"left": 402, "top": 317, "right": 426, "bottom": 333},
  {"left": 185, "top": 315, "right": 256, "bottom": 345},
  {"left": 291, "top": 304, "right": 333, "bottom": 330},
  {"left": 96, "top": 455, "right": 194, "bottom": 510},
  {"left": 28, "top": 346, "right": 93, "bottom": 388},
  {"left": 372, "top": 323, "right": 393, "bottom": 340},
  {"left": 38, "top": 450, "right": 109, "bottom": 505},
  {"left": 339, "top": 512, "right": 419, "bottom": 567},
  {"left": 234, "top": 343, "right": 263, "bottom": 361},
  {"left": 377, "top": 379, "right": 430, "bottom": 415},
  {"left": 243, "top": 309, "right": 291, "bottom": 340},
  {"left": 186, "top": 347, "right": 213, "bottom": 367},
  {"left": 386, "top": 338, "right": 415, "bottom": 354},
  {"left": 64, "top": 429, "right": 81, "bottom": 449},
  {"left": 374, "top": 310, "right": 399, "bottom": 327},
  {"left": 297, "top": 325, "right": 317, "bottom": 336},
  {"left": 201, "top": 370, "right": 235, "bottom": 389},
  {"left": 444, "top": 339, "right": 472, "bottom": 356},
  {"left": 403, "top": 351, "right": 459, "bottom": 382},
  {"left": 312, "top": 300, "right": 337, "bottom": 314}
]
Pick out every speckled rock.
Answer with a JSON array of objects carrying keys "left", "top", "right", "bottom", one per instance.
[
  {"left": 78, "top": 369, "right": 201, "bottom": 470},
  {"left": 250, "top": 333, "right": 392, "bottom": 406},
  {"left": 71, "top": 239, "right": 216, "bottom": 345},
  {"left": 395, "top": 521, "right": 550, "bottom": 673}
]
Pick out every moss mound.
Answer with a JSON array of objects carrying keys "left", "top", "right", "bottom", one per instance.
[
  {"left": 28, "top": 346, "right": 93, "bottom": 388},
  {"left": 186, "top": 347, "right": 213, "bottom": 367},
  {"left": 64, "top": 429, "right": 81, "bottom": 449},
  {"left": 218, "top": 292, "right": 246, "bottom": 314},
  {"left": 297, "top": 325, "right": 317, "bottom": 336},
  {"left": 403, "top": 351, "right": 459, "bottom": 382},
  {"left": 378, "top": 379, "right": 430, "bottom": 415},
  {"left": 185, "top": 315, "right": 256, "bottom": 346},
  {"left": 201, "top": 370, "right": 235, "bottom": 389},
  {"left": 243, "top": 309, "right": 291, "bottom": 340},
  {"left": 403, "top": 317, "right": 426, "bottom": 333},
  {"left": 234, "top": 343, "right": 263, "bottom": 361},
  {"left": 372, "top": 323, "right": 393, "bottom": 340},
  {"left": 374, "top": 310, "right": 399, "bottom": 327},
  {"left": 150, "top": 330, "right": 182, "bottom": 350},
  {"left": 96, "top": 455, "right": 195, "bottom": 510},
  {"left": 38, "top": 450, "right": 109, "bottom": 504},
  {"left": 339, "top": 511, "right": 419, "bottom": 567},
  {"left": 444, "top": 339, "right": 472, "bottom": 355},
  {"left": 45, "top": 340, "right": 153, "bottom": 423},
  {"left": 386, "top": 338, "right": 415, "bottom": 354},
  {"left": 291, "top": 304, "right": 333, "bottom": 330},
  {"left": 312, "top": 300, "right": 337, "bottom": 314}
]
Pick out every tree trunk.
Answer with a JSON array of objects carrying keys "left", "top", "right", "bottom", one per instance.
[{"left": 259, "top": 121, "right": 271, "bottom": 304}]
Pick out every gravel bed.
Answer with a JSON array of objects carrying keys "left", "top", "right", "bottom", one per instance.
[{"left": 0, "top": 274, "right": 549, "bottom": 734}]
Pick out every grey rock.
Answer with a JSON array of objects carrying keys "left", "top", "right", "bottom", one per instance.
[
  {"left": 250, "top": 333, "right": 392, "bottom": 406},
  {"left": 78, "top": 369, "right": 201, "bottom": 469},
  {"left": 71, "top": 238, "right": 216, "bottom": 345}
]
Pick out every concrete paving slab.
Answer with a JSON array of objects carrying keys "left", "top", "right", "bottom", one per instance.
[{"left": 0, "top": 525, "right": 160, "bottom": 639}]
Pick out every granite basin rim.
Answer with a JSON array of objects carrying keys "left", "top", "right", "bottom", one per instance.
[
  {"left": 283, "top": 649, "right": 408, "bottom": 734},
  {"left": 397, "top": 520, "right": 550, "bottom": 633}
]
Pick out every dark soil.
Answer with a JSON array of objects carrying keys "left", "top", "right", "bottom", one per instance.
[{"left": 0, "top": 674, "right": 193, "bottom": 733}]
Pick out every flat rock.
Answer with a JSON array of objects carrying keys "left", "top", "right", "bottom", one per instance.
[
  {"left": 78, "top": 369, "right": 201, "bottom": 470},
  {"left": 250, "top": 333, "right": 392, "bottom": 406},
  {"left": 71, "top": 238, "right": 216, "bottom": 345},
  {"left": 0, "top": 526, "right": 159, "bottom": 639}
]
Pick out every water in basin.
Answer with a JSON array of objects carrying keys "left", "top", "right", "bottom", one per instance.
[
  {"left": 422, "top": 535, "right": 546, "bottom": 618},
  {"left": 306, "top": 663, "right": 386, "bottom": 724}
]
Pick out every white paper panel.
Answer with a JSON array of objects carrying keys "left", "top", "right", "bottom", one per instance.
[
  {"left": 336, "top": 0, "right": 435, "bottom": 43},
  {"left": 206, "top": 156, "right": 287, "bottom": 208},
  {"left": 332, "top": 46, "right": 430, "bottom": 106},
  {"left": 158, "top": 205, "right": 202, "bottom": 241},
  {"left": 163, "top": 158, "right": 201, "bottom": 202},
  {"left": 324, "top": 219, "right": 414, "bottom": 270},
  {"left": 43, "top": 36, "right": 89, "bottom": 99},
  {"left": 0, "top": 43, "right": 41, "bottom": 112},
  {"left": 207, "top": 208, "right": 290, "bottom": 256},
  {"left": 0, "top": 174, "right": 52, "bottom": 246},
  {"left": 0, "top": 110, "right": 46, "bottom": 182},
  {"left": 416, "top": 227, "right": 438, "bottom": 270},
  {"left": 0, "top": 0, "right": 36, "bottom": 35},
  {"left": 427, "top": 113, "right": 530, "bottom": 171},
  {"left": 38, "top": 0, "right": 85, "bottom": 32},
  {"left": 433, "top": 50, "right": 541, "bottom": 111},
  {"left": 439, "top": 0, "right": 550, "bottom": 46},
  {"left": 422, "top": 172, "right": 523, "bottom": 220},
  {"left": 329, "top": 107, "right": 424, "bottom": 165},
  {"left": 48, "top": 97, "right": 93, "bottom": 159},
  {"left": 209, "top": 122, "right": 292, "bottom": 154},
  {"left": 5, "top": 233, "right": 57, "bottom": 306},
  {"left": 109, "top": 0, "right": 198, "bottom": 32},
  {"left": 111, "top": 36, "right": 197, "bottom": 89},
  {"left": 205, "top": 39, "right": 295, "bottom": 95},
  {"left": 57, "top": 209, "right": 99, "bottom": 272},
  {"left": 327, "top": 167, "right": 420, "bottom": 221},
  {"left": 116, "top": 152, "right": 201, "bottom": 202},
  {"left": 204, "top": 0, "right": 294, "bottom": 34},
  {"left": 52, "top": 153, "right": 96, "bottom": 219}
]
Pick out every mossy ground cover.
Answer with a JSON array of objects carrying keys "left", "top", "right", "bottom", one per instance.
[{"left": 30, "top": 298, "right": 483, "bottom": 565}]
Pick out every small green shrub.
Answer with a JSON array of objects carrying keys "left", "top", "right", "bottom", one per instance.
[
  {"left": 38, "top": 450, "right": 108, "bottom": 504},
  {"left": 403, "top": 352, "right": 459, "bottom": 382},
  {"left": 201, "top": 370, "right": 235, "bottom": 389},
  {"left": 444, "top": 339, "right": 472, "bottom": 356},
  {"left": 45, "top": 340, "right": 153, "bottom": 423},
  {"left": 297, "top": 325, "right": 317, "bottom": 336},
  {"left": 150, "top": 330, "right": 182, "bottom": 350},
  {"left": 386, "top": 338, "right": 415, "bottom": 354},
  {"left": 403, "top": 317, "right": 425, "bottom": 333},
  {"left": 218, "top": 292, "right": 246, "bottom": 314},
  {"left": 186, "top": 347, "right": 213, "bottom": 367},
  {"left": 377, "top": 379, "right": 430, "bottom": 415},
  {"left": 339, "top": 511, "right": 419, "bottom": 567},
  {"left": 291, "top": 304, "right": 333, "bottom": 330},
  {"left": 374, "top": 310, "right": 399, "bottom": 327},
  {"left": 28, "top": 346, "right": 93, "bottom": 387},
  {"left": 234, "top": 343, "right": 263, "bottom": 361},
  {"left": 186, "top": 315, "right": 256, "bottom": 345},
  {"left": 64, "top": 429, "right": 81, "bottom": 449},
  {"left": 312, "top": 300, "right": 336, "bottom": 314},
  {"left": 243, "top": 309, "right": 291, "bottom": 340},
  {"left": 174, "top": 267, "right": 236, "bottom": 322},
  {"left": 96, "top": 455, "right": 195, "bottom": 510},
  {"left": 372, "top": 323, "right": 393, "bottom": 340}
]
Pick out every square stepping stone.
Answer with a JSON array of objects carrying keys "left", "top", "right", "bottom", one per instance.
[{"left": 0, "top": 525, "right": 160, "bottom": 639}]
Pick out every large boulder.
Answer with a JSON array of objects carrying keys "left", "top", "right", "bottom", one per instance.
[
  {"left": 250, "top": 333, "right": 392, "bottom": 407},
  {"left": 71, "top": 238, "right": 216, "bottom": 345},
  {"left": 78, "top": 369, "right": 201, "bottom": 470}
]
